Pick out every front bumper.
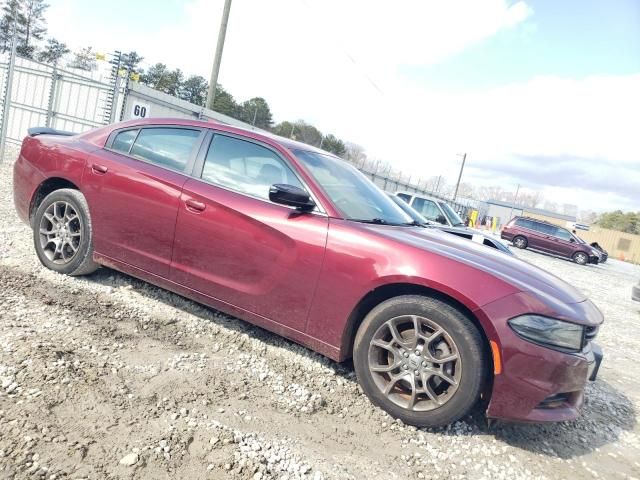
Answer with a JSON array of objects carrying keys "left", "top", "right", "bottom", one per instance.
[{"left": 478, "top": 293, "right": 604, "bottom": 423}]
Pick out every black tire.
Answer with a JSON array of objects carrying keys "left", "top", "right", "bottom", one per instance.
[
  {"left": 33, "top": 188, "right": 99, "bottom": 276},
  {"left": 572, "top": 251, "right": 588, "bottom": 266},
  {"left": 353, "top": 295, "right": 487, "bottom": 428},
  {"left": 512, "top": 236, "right": 527, "bottom": 249}
]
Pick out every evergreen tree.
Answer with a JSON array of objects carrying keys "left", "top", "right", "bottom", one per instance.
[
  {"left": 37, "top": 37, "right": 68, "bottom": 64},
  {"left": 0, "top": 0, "right": 25, "bottom": 53},
  {"left": 237, "top": 97, "right": 273, "bottom": 129},
  {"left": 68, "top": 46, "right": 97, "bottom": 71},
  {"left": 179, "top": 75, "right": 208, "bottom": 106},
  {"left": 17, "top": 0, "right": 48, "bottom": 58}
]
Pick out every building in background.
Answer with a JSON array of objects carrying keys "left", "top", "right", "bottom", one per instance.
[{"left": 486, "top": 200, "right": 577, "bottom": 230}]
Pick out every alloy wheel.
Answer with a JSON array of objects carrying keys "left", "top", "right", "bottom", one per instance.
[
  {"left": 367, "top": 315, "right": 461, "bottom": 411},
  {"left": 514, "top": 237, "right": 526, "bottom": 248},
  {"left": 39, "top": 201, "right": 83, "bottom": 264},
  {"left": 574, "top": 252, "right": 588, "bottom": 265}
]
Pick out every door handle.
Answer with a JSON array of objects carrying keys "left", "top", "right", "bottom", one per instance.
[
  {"left": 91, "top": 164, "right": 108, "bottom": 174},
  {"left": 185, "top": 199, "right": 206, "bottom": 212}
]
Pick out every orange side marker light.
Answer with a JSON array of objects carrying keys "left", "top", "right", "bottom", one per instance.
[{"left": 490, "top": 340, "right": 502, "bottom": 375}]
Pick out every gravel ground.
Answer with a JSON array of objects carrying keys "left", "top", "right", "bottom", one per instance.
[{"left": 1, "top": 145, "right": 639, "bottom": 479}]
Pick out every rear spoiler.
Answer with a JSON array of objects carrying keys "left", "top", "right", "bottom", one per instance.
[{"left": 27, "top": 127, "right": 76, "bottom": 137}]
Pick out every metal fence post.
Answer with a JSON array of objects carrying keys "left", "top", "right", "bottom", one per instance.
[
  {"left": 45, "top": 66, "right": 59, "bottom": 128},
  {"left": 0, "top": 30, "right": 17, "bottom": 161}
]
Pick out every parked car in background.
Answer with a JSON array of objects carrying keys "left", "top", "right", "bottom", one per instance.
[
  {"left": 395, "top": 192, "right": 466, "bottom": 227},
  {"left": 14, "top": 118, "right": 603, "bottom": 427},
  {"left": 387, "top": 194, "right": 512, "bottom": 255},
  {"left": 501, "top": 217, "right": 601, "bottom": 265}
]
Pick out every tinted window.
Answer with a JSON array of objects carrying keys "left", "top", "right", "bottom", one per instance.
[
  {"left": 130, "top": 128, "right": 201, "bottom": 172},
  {"left": 397, "top": 193, "right": 411, "bottom": 203},
  {"left": 412, "top": 198, "right": 443, "bottom": 222},
  {"left": 111, "top": 129, "right": 138, "bottom": 154},
  {"left": 202, "top": 135, "right": 304, "bottom": 201},
  {"left": 537, "top": 223, "right": 556, "bottom": 235},
  {"left": 554, "top": 228, "right": 573, "bottom": 241},
  {"left": 515, "top": 218, "right": 535, "bottom": 230}
]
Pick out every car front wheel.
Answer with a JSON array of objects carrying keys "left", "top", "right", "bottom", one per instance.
[
  {"left": 33, "top": 189, "right": 99, "bottom": 276},
  {"left": 353, "top": 295, "right": 487, "bottom": 427},
  {"left": 573, "top": 251, "right": 589, "bottom": 265}
]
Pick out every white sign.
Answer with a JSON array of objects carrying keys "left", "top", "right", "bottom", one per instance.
[{"left": 130, "top": 101, "right": 150, "bottom": 119}]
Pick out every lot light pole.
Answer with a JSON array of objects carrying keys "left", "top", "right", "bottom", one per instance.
[
  {"left": 452, "top": 153, "right": 467, "bottom": 202},
  {"left": 206, "top": 0, "right": 233, "bottom": 110},
  {"left": 508, "top": 184, "right": 521, "bottom": 221}
]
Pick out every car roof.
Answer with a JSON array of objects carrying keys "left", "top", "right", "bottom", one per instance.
[
  {"left": 396, "top": 191, "right": 442, "bottom": 202},
  {"left": 515, "top": 216, "right": 565, "bottom": 229}
]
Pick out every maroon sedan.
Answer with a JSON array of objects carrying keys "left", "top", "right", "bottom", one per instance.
[{"left": 13, "top": 118, "right": 603, "bottom": 427}]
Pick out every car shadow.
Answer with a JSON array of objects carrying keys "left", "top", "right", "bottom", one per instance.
[
  {"left": 83, "top": 267, "right": 357, "bottom": 376},
  {"left": 514, "top": 247, "right": 606, "bottom": 268},
  {"left": 487, "top": 379, "right": 636, "bottom": 458},
  {"left": 81, "top": 266, "right": 635, "bottom": 459}
]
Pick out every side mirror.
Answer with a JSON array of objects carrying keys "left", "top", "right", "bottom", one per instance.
[
  {"left": 569, "top": 237, "right": 576, "bottom": 243},
  {"left": 269, "top": 184, "right": 315, "bottom": 211},
  {"left": 436, "top": 214, "right": 447, "bottom": 225}
]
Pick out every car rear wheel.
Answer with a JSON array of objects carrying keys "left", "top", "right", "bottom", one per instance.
[
  {"left": 512, "top": 236, "right": 527, "bottom": 249},
  {"left": 572, "top": 251, "right": 588, "bottom": 266},
  {"left": 33, "top": 189, "right": 99, "bottom": 276},
  {"left": 353, "top": 295, "right": 487, "bottom": 427}
]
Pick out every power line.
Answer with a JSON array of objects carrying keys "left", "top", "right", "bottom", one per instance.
[{"left": 298, "top": 0, "right": 384, "bottom": 96}]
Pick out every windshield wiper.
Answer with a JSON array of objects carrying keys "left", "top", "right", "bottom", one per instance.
[{"left": 350, "top": 218, "right": 417, "bottom": 226}]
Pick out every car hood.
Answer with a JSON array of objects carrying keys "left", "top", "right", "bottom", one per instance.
[{"left": 371, "top": 225, "right": 587, "bottom": 305}]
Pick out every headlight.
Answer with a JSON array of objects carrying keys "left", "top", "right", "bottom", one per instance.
[{"left": 508, "top": 315, "right": 584, "bottom": 352}]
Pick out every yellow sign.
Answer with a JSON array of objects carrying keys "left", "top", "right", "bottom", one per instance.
[
  {"left": 95, "top": 52, "right": 106, "bottom": 61},
  {"left": 130, "top": 72, "right": 140, "bottom": 82}
]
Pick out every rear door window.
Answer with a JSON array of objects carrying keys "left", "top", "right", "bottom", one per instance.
[
  {"left": 537, "top": 223, "right": 556, "bottom": 235},
  {"left": 129, "top": 128, "right": 202, "bottom": 173}
]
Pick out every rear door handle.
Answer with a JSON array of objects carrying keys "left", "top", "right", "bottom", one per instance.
[
  {"left": 91, "top": 164, "right": 108, "bottom": 174},
  {"left": 185, "top": 199, "right": 206, "bottom": 212}
]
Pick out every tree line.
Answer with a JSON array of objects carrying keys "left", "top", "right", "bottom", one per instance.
[
  {"left": 135, "top": 59, "right": 348, "bottom": 157},
  {"left": 595, "top": 211, "right": 640, "bottom": 234}
]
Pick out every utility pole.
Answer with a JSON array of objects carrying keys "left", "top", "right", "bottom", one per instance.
[
  {"left": 508, "top": 184, "right": 521, "bottom": 221},
  {"left": 452, "top": 153, "right": 467, "bottom": 201},
  {"left": 434, "top": 175, "right": 441, "bottom": 194},
  {"left": 206, "top": 0, "right": 233, "bottom": 110},
  {"left": 252, "top": 106, "right": 258, "bottom": 126}
]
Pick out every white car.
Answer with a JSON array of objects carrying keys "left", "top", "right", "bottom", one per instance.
[{"left": 395, "top": 192, "right": 466, "bottom": 227}]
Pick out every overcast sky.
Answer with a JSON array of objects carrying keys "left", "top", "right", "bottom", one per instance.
[{"left": 47, "top": 0, "right": 640, "bottom": 212}]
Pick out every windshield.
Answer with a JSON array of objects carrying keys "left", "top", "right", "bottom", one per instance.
[
  {"left": 293, "top": 149, "right": 413, "bottom": 225},
  {"left": 439, "top": 202, "right": 465, "bottom": 226}
]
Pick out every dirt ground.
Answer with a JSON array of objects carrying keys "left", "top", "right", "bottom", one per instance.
[{"left": 1, "top": 147, "right": 639, "bottom": 480}]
